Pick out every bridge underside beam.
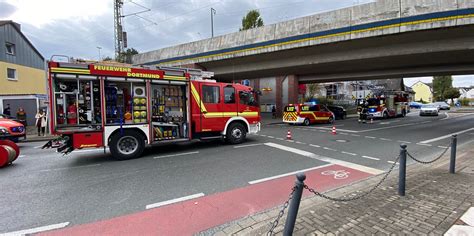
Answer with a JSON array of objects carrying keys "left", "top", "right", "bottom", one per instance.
[{"left": 199, "top": 25, "right": 474, "bottom": 82}]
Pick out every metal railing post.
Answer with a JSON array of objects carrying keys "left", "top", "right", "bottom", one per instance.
[
  {"left": 450, "top": 135, "right": 457, "bottom": 174},
  {"left": 398, "top": 144, "right": 407, "bottom": 196},
  {"left": 283, "top": 173, "right": 306, "bottom": 236}
]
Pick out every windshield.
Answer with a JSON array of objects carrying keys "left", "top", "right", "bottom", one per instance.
[{"left": 422, "top": 104, "right": 436, "bottom": 108}]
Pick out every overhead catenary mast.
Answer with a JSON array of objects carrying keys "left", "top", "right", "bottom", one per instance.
[{"left": 114, "top": 0, "right": 125, "bottom": 59}]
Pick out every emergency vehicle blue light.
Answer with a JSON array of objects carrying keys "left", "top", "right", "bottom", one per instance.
[{"left": 369, "top": 108, "right": 376, "bottom": 112}]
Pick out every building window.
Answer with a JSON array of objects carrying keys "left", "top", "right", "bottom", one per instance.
[
  {"left": 7, "top": 68, "right": 17, "bottom": 80},
  {"left": 5, "top": 43, "right": 15, "bottom": 55}
]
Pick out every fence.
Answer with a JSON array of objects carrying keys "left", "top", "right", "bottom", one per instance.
[{"left": 267, "top": 135, "right": 458, "bottom": 236}]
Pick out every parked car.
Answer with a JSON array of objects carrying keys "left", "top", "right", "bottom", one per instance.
[
  {"left": 0, "top": 118, "right": 25, "bottom": 142},
  {"left": 433, "top": 101, "right": 450, "bottom": 110},
  {"left": 409, "top": 102, "right": 422, "bottom": 109},
  {"left": 419, "top": 104, "right": 439, "bottom": 116},
  {"left": 326, "top": 105, "right": 347, "bottom": 120}
]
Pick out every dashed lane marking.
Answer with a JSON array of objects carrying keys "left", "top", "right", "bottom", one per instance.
[
  {"left": 264, "top": 142, "right": 383, "bottom": 175},
  {"left": 309, "top": 144, "right": 321, "bottom": 148},
  {"left": 416, "top": 143, "right": 432, "bottom": 147},
  {"left": 323, "top": 147, "right": 337, "bottom": 151},
  {"left": 341, "top": 151, "right": 357, "bottom": 156},
  {"left": 380, "top": 138, "right": 392, "bottom": 141},
  {"left": 260, "top": 134, "right": 267, "bottom": 137},
  {"left": 350, "top": 134, "right": 361, "bottom": 137},
  {"left": 234, "top": 143, "right": 263, "bottom": 148},
  {"left": 437, "top": 146, "right": 448, "bottom": 149},
  {"left": 1, "top": 222, "right": 70, "bottom": 235},
  {"left": 145, "top": 193, "right": 205, "bottom": 210},
  {"left": 267, "top": 136, "right": 274, "bottom": 138},
  {"left": 387, "top": 161, "right": 399, "bottom": 165},
  {"left": 248, "top": 164, "right": 333, "bottom": 184},
  {"left": 365, "top": 136, "right": 376, "bottom": 139},
  {"left": 340, "top": 133, "right": 348, "bottom": 135},
  {"left": 276, "top": 138, "right": 284, "bottom": 140},
  {"left": 154, "top": 151, "right": 199, "bottom": 159},
  {"left": 397, "top": 140, "right": 412, "bottom": 143},
  {"left": 362, "top": 155, "right": 380, "bottom": 161}
]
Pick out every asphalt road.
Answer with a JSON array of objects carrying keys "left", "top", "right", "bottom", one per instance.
[{"left": 1, "top": 110, "right": 473, "bottom": 234}]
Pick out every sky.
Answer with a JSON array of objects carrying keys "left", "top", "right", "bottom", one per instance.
[{"left": 0, "top": 0, "right": 472, "bottom": 86}]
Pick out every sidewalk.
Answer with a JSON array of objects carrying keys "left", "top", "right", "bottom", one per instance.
[
  {"left": 19, "top": 126, "right": 54, "bottom": 143},
  {"left": 208, "top": 143, "right": 474, "bottom": 235}
]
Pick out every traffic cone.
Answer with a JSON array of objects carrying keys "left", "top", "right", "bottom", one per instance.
[
  {"left": 332, "top": 126, "right": 337, "bottom": 135},
  {"left": 287, "top": 130, "right": 292, "bottom": 140}
]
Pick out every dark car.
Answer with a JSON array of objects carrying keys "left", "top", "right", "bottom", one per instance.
[
  {"left": 433, "top": 101, "right": 450, "bottom": 110},
  {"left": 326, "top": 105, "right": 347, "bottom": 120}
]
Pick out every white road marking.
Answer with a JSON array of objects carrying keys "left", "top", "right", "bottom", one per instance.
[
  {"left": 440, "top": 112, "right": 450, "bottom": 120},
  {"left": 40, "top": 164, "right": 101, "bottom": 172},
  {"left": 1, "top": 222, "right": 70, "bottom": 235},
  {"left": 154, "top": 151, "right": 199, "bottom": 159},
  {"left": 145, "top": 193, "right": 205, "bottom": 210},
  {"left": 295, "top": 141, "right": 303, "bottom": 144},
  {"left": 248, "top": 164, "right": 333, "bottom": 185},
  {"left": 387, "top": 161, "right": 399, "bottom": 165},
  {"left": 264, "top": 143, "right": 383, "bottom": 175},
  {"left": 340, "top": 133, "right": 348, "bottom": 135},
  {"left": 260, "top": 134, "right": 267, "bottom": 137},
  {"left": 234, "top": 143, "right": 263, "bottom": 148},
  {"left": 323, "top": 147, "right": 337, "bottom": 151},
  {"left": 341, "top": 151, "right": 357, "bottom": 156},
  {"left": 276, "top": 138, "right": 284, "bottom": 140},
  {"left": 309, "top": 144, "right": 321, "bottom": 148},
  {"left": 18, "top": 155, "right": 25, "bottom": 158},
  {"left": 362, "top": 155, "right": 380, "bottom": 161},
  {"left": 397, "top": 140, "right": 411, "bottom": 143},
  {"left": 267, "top": 136, "right": 274, "bottom": 138},
  {"left": 380, "top": 138, "right": 392, "bottom": 141},
  {"left": 437, "top": 146, "right": 448, "bottom": 149},
  {"left": 416, "top": 143, "right": 432, "bottom": 147},
  {"left": 358, "top": 121, "right": 431, "bottom": 133},
  {"left": 311, "top": 127, "right": 358, "bottom": 133},
  {"left": 286, "top": 140, "right": 295, "bottom": 142},
  {"left": 34, "top": 146, "right": 42, "bottom": 149},
  {"left": 419, "top": 127, "right": 474, "bottom": 144},
  {"left": 365, "top": 136, "right": 376, "bottom": 139},
  {"left": 351, "top": 134, "right": 361, "bottom": 137}
]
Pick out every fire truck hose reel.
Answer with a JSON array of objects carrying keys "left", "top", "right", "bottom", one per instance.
[
  {"left": 0, "top": 140, "right": 20, "bottom": 162},
  {"left": 0, "top": 144, "right": 17, "bottom": 167}
]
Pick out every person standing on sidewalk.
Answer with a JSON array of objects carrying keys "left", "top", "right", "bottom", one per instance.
[
  {"left": 35, "top": 109, "right": 47, "bottom": 136},
  {"left": 3, "top": 104, "right": 11, "bottom": 116},
  {"left": 272, "top": 105, "right": 277, "bottom": 119},
  {"left": 16, "top": 107, "right": 27, "bottom": 140}
]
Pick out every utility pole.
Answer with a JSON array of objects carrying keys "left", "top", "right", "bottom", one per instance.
[
  {"left": 211, "top": 8, "right": 216, "bottom": 37},
  {"left": 114, "top": 0, "right": 124, "bottom": 59}
]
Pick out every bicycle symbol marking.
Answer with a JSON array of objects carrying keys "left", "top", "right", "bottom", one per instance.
[{"left": 321, "top": 170, "right": 350, "bottom": 179}]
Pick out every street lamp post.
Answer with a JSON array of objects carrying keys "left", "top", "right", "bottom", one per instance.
[
  {"left": 97, "top": 46, "right": 102, "bottom": 61},
  {"left": 211, "top": 8, "right": 216, "bottom": 38}
]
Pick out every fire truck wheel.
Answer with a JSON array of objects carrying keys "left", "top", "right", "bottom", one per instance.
[
  {"left": 109, "top": 130, "right": 145, "bottom": 161},
  {"left": 328, "top": 116, "right": 334, "bottom": 124},
  {"left": 303, "top": 118, "right": 310, "bottom": 126},
  {"left": 226, "top": 123, "right": 246, "bottom": 144}
]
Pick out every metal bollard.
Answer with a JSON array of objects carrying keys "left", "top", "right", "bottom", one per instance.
[
  {"left": 450, "top": 135, "right": 457, "bottom": 174},
  {"left": 283, "top": 173, "right": 306, "bottom": 236},
  {"left": 398, "top": 144, "right": 407, "bottom": 196}
]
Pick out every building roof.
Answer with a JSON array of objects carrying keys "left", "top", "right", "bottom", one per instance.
[{"left": 0, "top": 20, "right": 44, "bottom": 60}]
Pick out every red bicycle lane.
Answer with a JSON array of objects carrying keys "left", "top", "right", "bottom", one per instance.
[{"left": 40, "top": 164, "right": 373, "bottom": 236}]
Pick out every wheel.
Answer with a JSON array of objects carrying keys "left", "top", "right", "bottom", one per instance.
[
  {"left": 226, "top": 123, "right": 247, "bottom": 144},
  {"left": 328, "top": 116, "right": 334, "bottom": 124},
  {"left": 109, "top": 130, "right": 145, "bottom": 160},
  {"left": 303, "top": 118, "right": 310, "bottom": 126},
  {"left": 383, "top": 112, "right": 388, "bottom": 119}
]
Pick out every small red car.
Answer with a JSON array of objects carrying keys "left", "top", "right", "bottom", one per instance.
[{"left": 0, "top": 118, "right": 25, "bottom": 142}]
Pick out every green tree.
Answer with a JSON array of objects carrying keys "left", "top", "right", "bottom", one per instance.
[
  {"left": 103, "top": 56, "right": 113, "bottom": 61},
  {"left": 116, "top": 48, "right": 139, "bottom": 63},
  {"left": 240, "top": 10, "right": 264, "bottom": 31},
  {"left": 444, "top": 87, "right": 461, "bottom": 105},
  {"left": 432, "top": 76, "right": 453, "bottom": 101}
]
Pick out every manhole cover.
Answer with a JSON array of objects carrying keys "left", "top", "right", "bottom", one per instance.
[{"left": 335, "top": 139, "right": 349, "bottom": 143}]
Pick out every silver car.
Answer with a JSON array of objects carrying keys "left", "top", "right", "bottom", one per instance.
[{"left": 420, "top": 104, "right": 439, "bottom": 116}]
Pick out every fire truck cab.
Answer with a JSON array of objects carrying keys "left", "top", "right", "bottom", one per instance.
[
  {"left": 283, "top": 103, "right": 334, "bottom": 126},
  {"left": 364, "top": 91, "right": 409, "bottom": 119},
  {"left": 45, "top": 59, "right": 260, "bottom": 160}
]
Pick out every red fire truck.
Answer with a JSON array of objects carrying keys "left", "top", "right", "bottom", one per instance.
[
  {"left": 363, "top": 91, "right": 409, "bottom": 119},
  {"left": 43, "top": 59, "right": 261, "bottom": 160}
]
